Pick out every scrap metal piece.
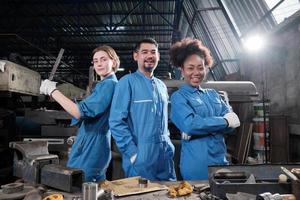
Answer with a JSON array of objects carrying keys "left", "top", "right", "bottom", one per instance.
[
  {"left": 23, "top": 188, "right": 44, "bottom": 200},
  {"left": 9, "top": 141, "right": 59, "bottom": 184},
  {"left": 83, "top": 182, "right": 104, "bottom": 200},
  {"left": 41, "top": 164, "right": 83, "bottom": 193},
  {"left": 214, "top": 172, "right": 248, "bottom": 180},
  {"left": 193, "top": 184, "right": 210, "bottom": 193},
  {"left": 138, "top": 178, "right": 148, "bottom": 188},
  {"left": 0, "top": 185, "right": 35, "bottom": 200},
  {"left": 226, "top": 192, "right": 256, "bottom": 200},
  {"left": 1, "top": 183, "right": 24, "bottom": 194}
]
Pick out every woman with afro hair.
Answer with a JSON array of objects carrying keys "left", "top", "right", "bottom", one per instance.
[{"left": 169, "top": 38, "right": 240, "bottom": 180}]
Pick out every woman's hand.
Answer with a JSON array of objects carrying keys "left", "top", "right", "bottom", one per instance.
[{"left": 224, "top": 112, "right": 240, "bottom": 128}]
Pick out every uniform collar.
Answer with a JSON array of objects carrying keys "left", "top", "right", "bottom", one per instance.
[
  {"left": 180, "top": 83, "right": 205, "bottom": 93},
  {"left": 136, "top": 70, "right": 155, "bottom": 81},
  {"left": 102, "top": 73, "right": 117, "bottom": 81}
]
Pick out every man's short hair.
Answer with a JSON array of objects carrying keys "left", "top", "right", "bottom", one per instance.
[{"left": 134, "top": 38, "right": 159, "bottom": 52}]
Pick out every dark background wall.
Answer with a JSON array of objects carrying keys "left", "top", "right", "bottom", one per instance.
[{"left": 239, "top": 14, "right": 300, "bottom": 161}]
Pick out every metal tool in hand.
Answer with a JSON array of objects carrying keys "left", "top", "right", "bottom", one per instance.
[{"left": 48, "top": 48, "right": 65, "bottom": 81}]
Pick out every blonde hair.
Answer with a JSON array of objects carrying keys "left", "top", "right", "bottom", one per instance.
[{"left": 92, "top": 45, "right": 120, "bottom": 72}]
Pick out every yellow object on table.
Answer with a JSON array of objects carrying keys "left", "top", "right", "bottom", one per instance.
[
  {"left": 43, "top": 193, "right": 63, "bottom": 200},
  {"left": 168, "top": 181, "right": 193, "bottom": 198}
]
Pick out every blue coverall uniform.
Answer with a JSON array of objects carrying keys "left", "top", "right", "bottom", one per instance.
[
  {"left": 67, "top": 74, "right": 118, "bottom": 182},
  {"left": 109, "top": 70, "right": 176, "bottom": 181},
  {"left": 170, "top": 83, "right": 233, "bottom": 180}
]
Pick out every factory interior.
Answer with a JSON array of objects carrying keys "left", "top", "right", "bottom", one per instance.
[{"left": 0, "top": 0, "right": 300, "bottom": 199}]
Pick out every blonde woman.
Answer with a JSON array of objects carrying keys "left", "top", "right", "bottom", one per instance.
[{"left": 40, "top": 45, "right": 119, "bottom": 182}]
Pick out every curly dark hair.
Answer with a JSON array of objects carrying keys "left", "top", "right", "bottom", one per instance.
[{"left": 169, "top": 38, "right": 213, "bottom": 68}]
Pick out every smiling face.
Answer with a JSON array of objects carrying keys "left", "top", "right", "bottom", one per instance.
[
  {"left": 181, "top": 54, "right": 206, "bottom": 87},
  {"left": 133, "top": 43, "right": 160, "bottom": 77},
  {"left": 92, "top": 50, "right": 115, "bottom": 79}
]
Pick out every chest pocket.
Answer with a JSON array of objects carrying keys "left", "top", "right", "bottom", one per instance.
[
  {"left": 131, "top": 99, "right": 154, "bottom": 121},
  {"left": 189, "top": 99, "right": 206, "bottom": 115},
  {"left": 211, "top": 98, "right": 223, "bottom": 116}
]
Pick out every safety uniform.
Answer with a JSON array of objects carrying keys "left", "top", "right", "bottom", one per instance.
[
  {"left": 109, "top": 70, "right": 176, "bottom": 181},
  {"left": 67, "top": 74, "right": 118, "bottom": 182},
  {"left": 170, "top": 83, "right": 233, "bottom": 180}
]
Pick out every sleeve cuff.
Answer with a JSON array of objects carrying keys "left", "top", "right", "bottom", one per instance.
[{"left": 224, "top": 118, "right": 229, "bottom": 128}]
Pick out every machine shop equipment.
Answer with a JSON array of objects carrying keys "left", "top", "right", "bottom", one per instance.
[
  {"left": 0, "top": 60, "right": 85, "bottom": 184},
  {"left": 208, "top": 165, "right": 300, "bottom": 199},
  {"left": 164, "top": 79, "right": 259, "bottom": 102},
  {"left": 23, "top": 109, "right": 78, "bottom": 153},
  {"left": 0, "top": 60, "right": 41, "bottom": 96},
  {"left": 9, "top": 141, "right": 59, "bottom": 184},
  {"left": 0, "top": 59, "right": 85, "bottom": 99},
  {"left": 9, "top": 141, "right": 84, "bottom": 192},
  {"left": 0, "top": 60, "right": 82, "bottom": 160}
]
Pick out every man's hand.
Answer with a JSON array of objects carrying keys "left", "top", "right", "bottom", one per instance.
[
  {"left": 40, "top": 79, "right": 57, "bottom": 96},
  {"left": 224, "top": 112, "right": 240, "bottom": 128}
]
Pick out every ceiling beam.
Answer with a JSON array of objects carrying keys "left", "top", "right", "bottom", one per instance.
[
  {"left": 0, "top": 0, "right": 176, "bottom": 5},
  {"left": 0, "top": 12, "right": 175, "bottom": 19},
  {"left": 112, "top": 1, "right": 143, "bottom": 31},
  {"left": 12, "top": 31, "right": 173, "bottom": 37}
]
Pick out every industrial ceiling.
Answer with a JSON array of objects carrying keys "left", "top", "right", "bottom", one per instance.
[{"left": 0, "top": 0, "right": 278, "bottom": 87}]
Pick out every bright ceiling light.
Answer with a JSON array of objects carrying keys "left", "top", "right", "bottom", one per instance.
[{"left": 243, "top": 35, "right": 265, "bottom": 52}]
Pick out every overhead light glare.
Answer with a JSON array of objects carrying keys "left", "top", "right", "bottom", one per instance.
[{"left": 243, "top": 34, "right": 265, "bottom": 52}]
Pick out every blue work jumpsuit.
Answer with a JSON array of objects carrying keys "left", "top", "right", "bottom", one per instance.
[
  {"left": 109, "top": 70, "right": 176, "bottom": 181},
  {"left": 67, "top": 74, "right": 118, "bottom": 182},
  {"left": 170, "top": 83, "right": 233, "bottom": 180}
]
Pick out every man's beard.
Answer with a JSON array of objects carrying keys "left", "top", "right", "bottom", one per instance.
[{"left": 144, "top": 65, "right": 154, "bottom": 72}]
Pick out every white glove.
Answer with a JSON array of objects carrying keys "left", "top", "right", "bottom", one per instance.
[
  {"left": 40, "top": 79, "right": 57, "bottom": 96},
  {"left": 224, "top": 112, "right": 240, "bottom": 128},
  {"left": 130, "top": 154, "right": 137, "bottom": 164}
]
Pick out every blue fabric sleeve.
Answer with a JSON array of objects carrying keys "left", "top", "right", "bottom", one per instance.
[
  {"left": 170, "top": 92, "right": 228, "bottom": 135},
  {"left": 77, "top": 80, "right": 115, "bottom": 120},
  {"left": 109, "top": 77, "right": 138, "bottom": 158},
  {"left": 70, "top": 117, "right": 81, "bottom": 126},
  {"left": 213, "top": 90, "right": 235, "bottom": 134},
  {"left": 215, "top": 91, "right": 231, "bottom": 116}
]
